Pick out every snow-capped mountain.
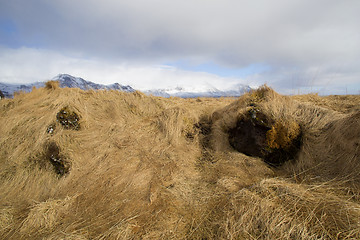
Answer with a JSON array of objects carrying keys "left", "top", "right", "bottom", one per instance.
[
  {"left": 0, "top": 82, "right": 45, "bottom": 98},
  {"left": 53, "top": 74, "right": 134, "bottom": 92},
  {"left": 0, "top": 74, "right": 252, "bottom": 99},
  {"left": 0, "top": 74, "right": 135, "bottom": 98},
  {"left": 144, "top": 84, "right": 252, "bottom": 98}
]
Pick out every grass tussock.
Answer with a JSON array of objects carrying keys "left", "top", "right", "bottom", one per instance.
[
  {"left": 45, "top": 80, "right": 60, "bottom": 90},
  {"left": 0, "top": 85, "right": 359, "bottom": 239},
  {"left": 266, "top": 119, "right": 301, "bottom": 150}
]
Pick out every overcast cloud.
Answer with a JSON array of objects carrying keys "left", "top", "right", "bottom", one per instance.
[{"left": 0, "top": 0, "right": 359, "bottom": 94}]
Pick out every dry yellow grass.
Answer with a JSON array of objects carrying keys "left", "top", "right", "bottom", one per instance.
[
  {"left": 0, "top": 84, "right": 359, "bottom": 239},
  {"left": 45, "top": 81, "right": 60, "bottom": 90},
  {"left": 292, "top": 93, "right": 360, "bottom": 114}
]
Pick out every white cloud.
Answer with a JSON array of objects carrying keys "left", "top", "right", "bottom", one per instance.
[
  {"left": 0, "top": 47, "right": 246, "bottom": 90},
  {"left": 2, "top": 0, "right": 359, "bottom": 65},
  {"left": 1, "top": 0, "right": 359, "bottom": 94}
]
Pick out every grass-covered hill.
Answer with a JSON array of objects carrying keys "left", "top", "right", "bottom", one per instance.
[{"left": 1, "top": 82, "right": 359, "bottom": 239}]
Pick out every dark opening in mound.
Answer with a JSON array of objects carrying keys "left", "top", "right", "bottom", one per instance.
[
  {"left": 45, "top": 142, "right": 70, "bottom": 176},
  {"left": 229, "top": 119, "right": 271, "bottom": 158},
  {"left": 56, "top": 107, "right": 80, "bottom": 130},
  {"left": 228, "top": 112, "right": 302, "bottom": 166}
]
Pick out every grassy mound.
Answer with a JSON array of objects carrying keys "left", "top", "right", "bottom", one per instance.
[{"left": 0, "top": 84, "right": 359, "bottom": 239}]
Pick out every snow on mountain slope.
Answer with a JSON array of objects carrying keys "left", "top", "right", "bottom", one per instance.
[
  {"left": 0, "top": 74, "right": 135, "bottom": 98},
  {"left": 0, "top": 74, "right": 251, "bottom": 98},
  {"left": 144, "top": 83, "right": 252, "bottom": 98},
  {"left": 0, "top": 82, "right": 44, "bottom": 98},
  {"left": 53, "top": 74, "right": 135, "bottom": 92}
]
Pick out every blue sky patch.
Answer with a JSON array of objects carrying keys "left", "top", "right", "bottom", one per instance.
[
  {"left": 0, "top": 18, "right": 19, "bottom": 47},
  {"left": 0, "top": 18, "right": 17, "bottom": 34},
  {"left": 168, "top": 61, "right": 271, "bottom": 78}
]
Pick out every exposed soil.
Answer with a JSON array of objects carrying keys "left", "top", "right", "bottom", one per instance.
[
  {"left": 44, "top": 141, "right": 70, "bottom": 176},
  {"left": 228, "top": 110, "right": 302, "bottom": 166},
  {"left": 229, "top": 118, "right": 271, "bottom": 158},
  {"left": 56, "top": 107, "right": 80, "bottom": 130}
]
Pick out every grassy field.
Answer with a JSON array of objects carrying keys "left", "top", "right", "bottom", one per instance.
[{"left": 0, "top": 82, "right": 359, "bottom": 239}]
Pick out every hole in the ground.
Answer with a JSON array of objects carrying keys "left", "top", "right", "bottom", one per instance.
[
  {"left": 228, "top": 110, "right": 302, "bottom": 166},
  {"left": 56, "top": 107, "right": 80, "bottom": 130},
  {"left": 229, "top": 118, "right": 271, "bottom": 158}
]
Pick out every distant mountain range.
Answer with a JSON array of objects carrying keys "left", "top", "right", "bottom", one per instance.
[
  {"left": 53, "top": 74, "right": 135, "bottom": 92},
  {"left": 0, "top": 74, "right": 135, "bottom": 98},
  {"left": 0, "top": 81, "right": 44, "bottom": 98},
  {"left": 0, "top": 74, "right": 251, "bottom": 98},
  {"left": 144, "top": 84, "right": 251, "bottom": 98}
]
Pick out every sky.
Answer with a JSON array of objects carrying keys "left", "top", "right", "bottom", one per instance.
[{"left": 0, "top": 0, "right": 359, "bottom": 94}]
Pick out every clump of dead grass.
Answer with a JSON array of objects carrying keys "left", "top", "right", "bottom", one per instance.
[
  {"left": 20, "top": 196, "right": 74, "bottom": 235},
  {"left": 216, "top": 178, "right": 360, "bottom": 239},
  {"left": 45, "top": 81, "right": 60, "bottom": 90},
  {"left": 266, "top": 118, "right": 301, "bottom": 150},
  {"left": 0, "top": 207, "right": 14, "bottom": 232},
  {"left": 293, "top": 93, "right": 360, "bottom": 114}
]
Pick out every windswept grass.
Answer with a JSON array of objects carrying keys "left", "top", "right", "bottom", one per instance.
[{"left": 0, "top": 83, "right": 359, "bottom": 239}]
